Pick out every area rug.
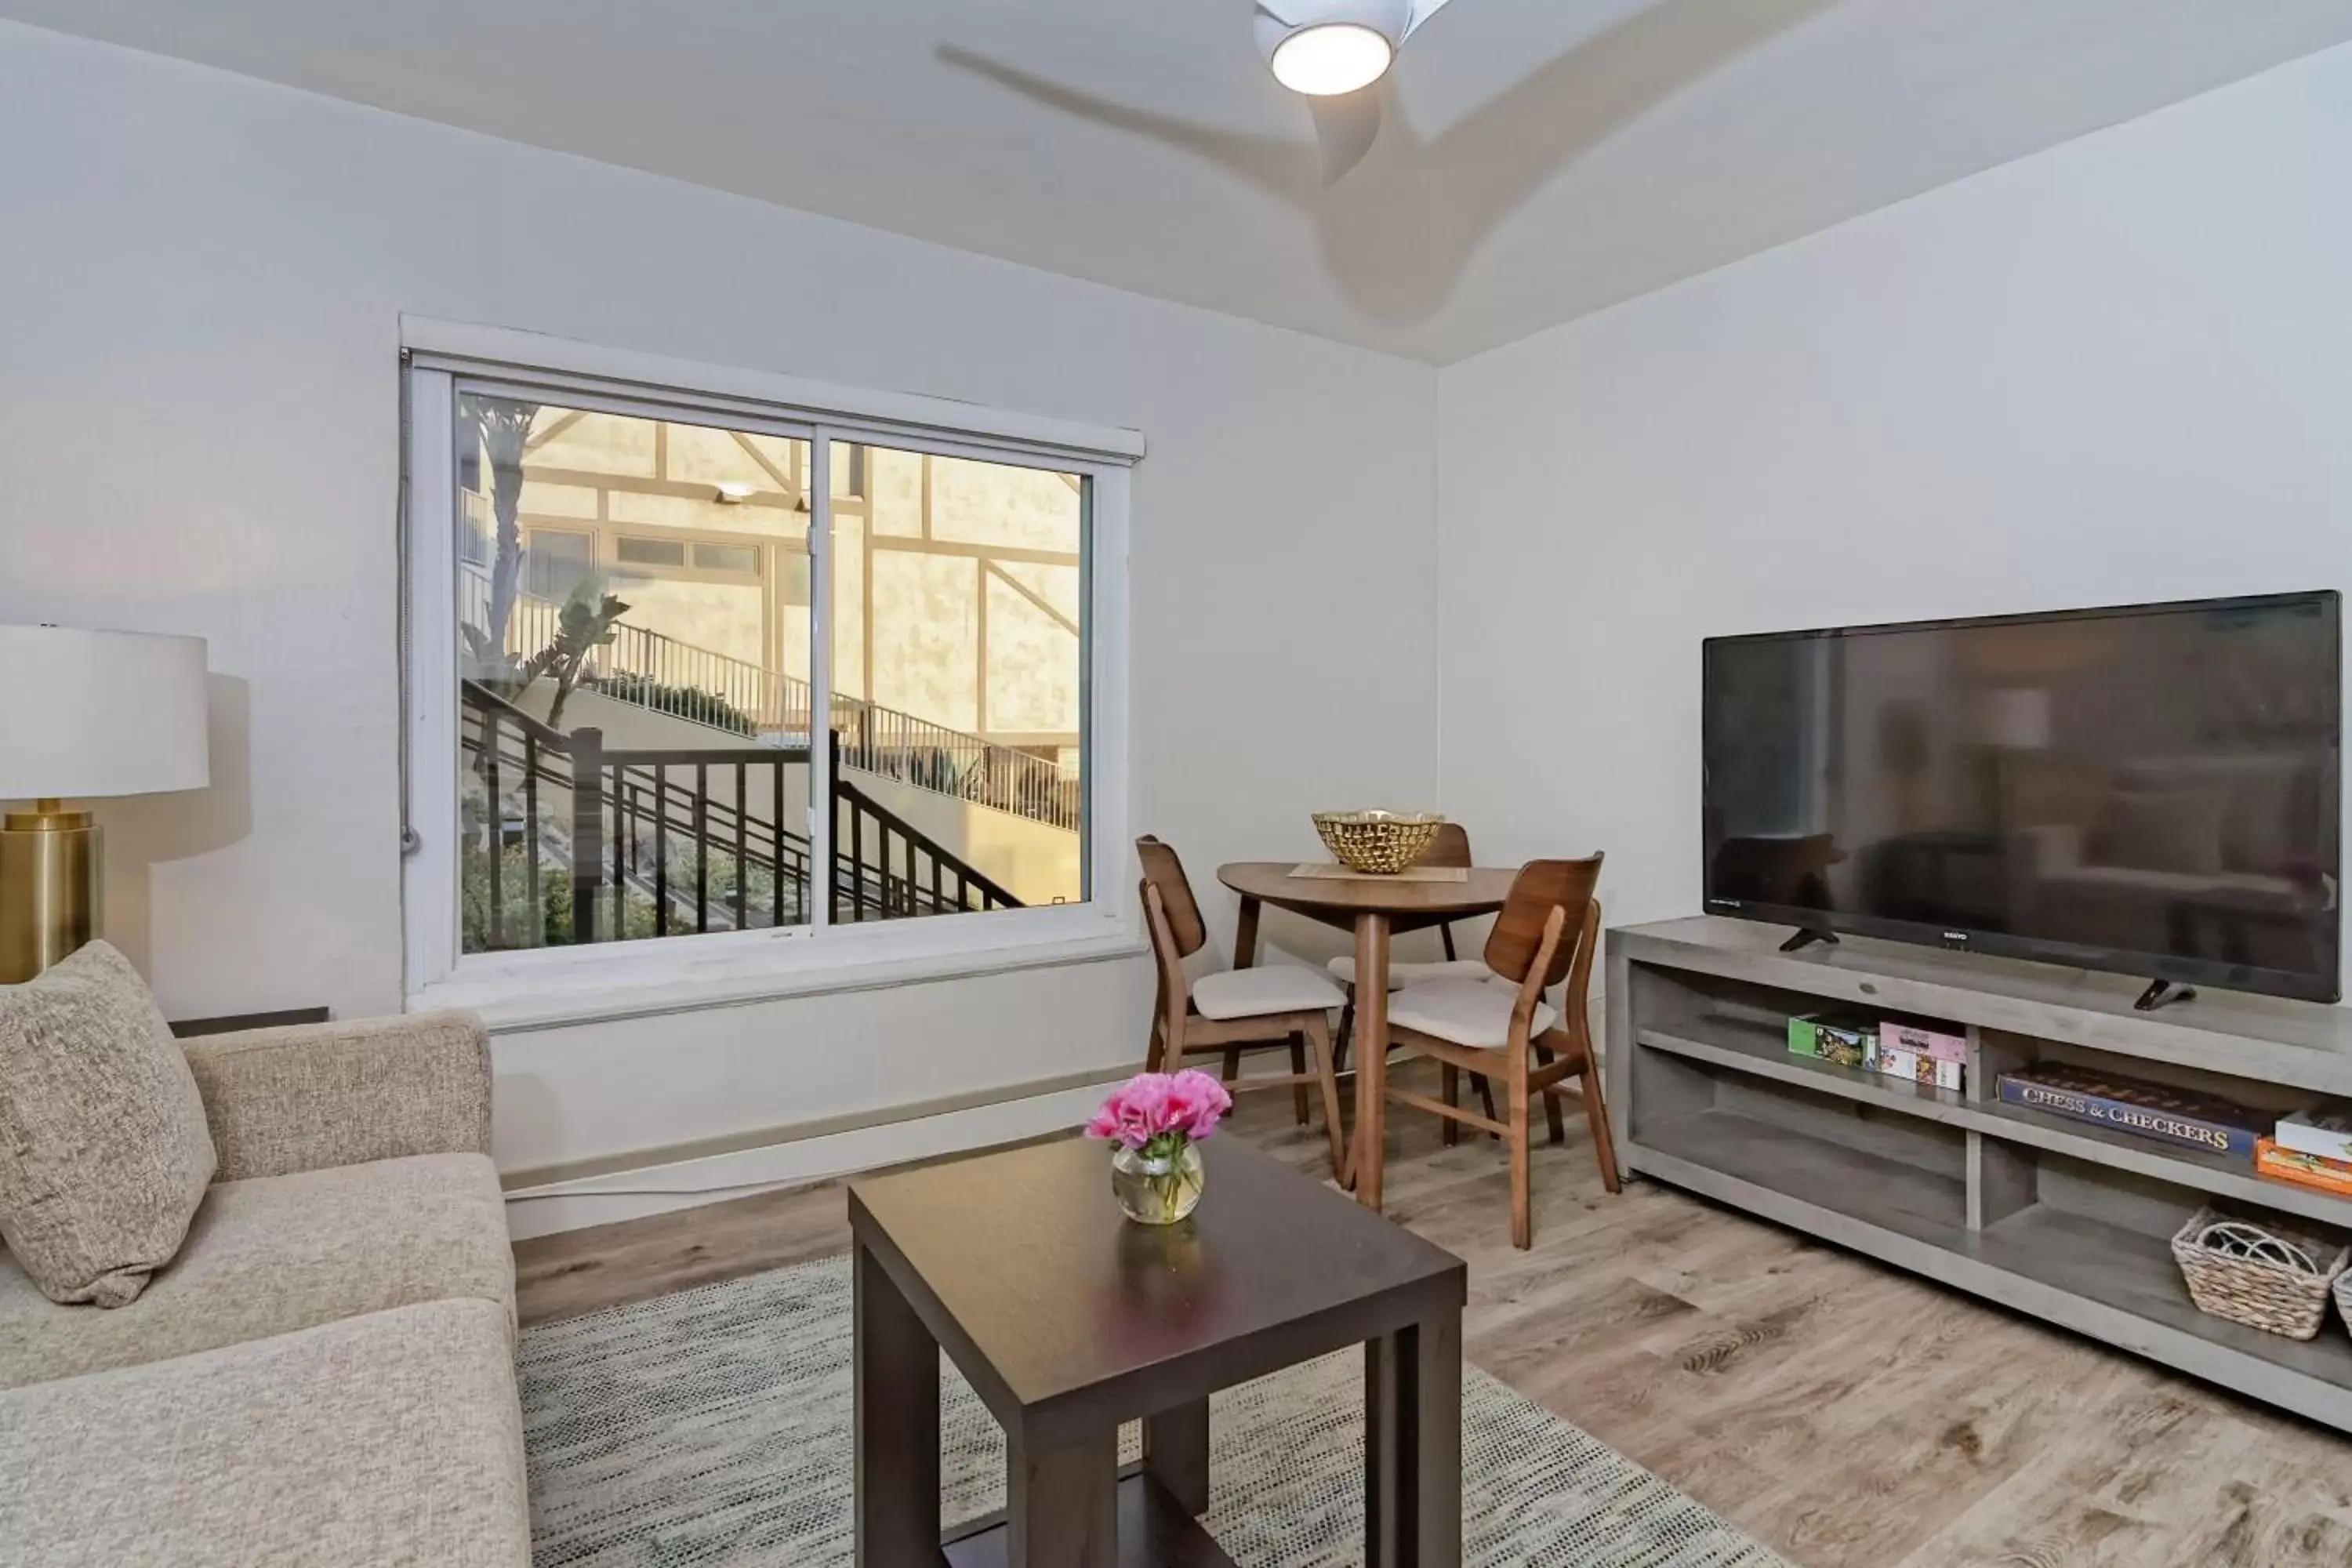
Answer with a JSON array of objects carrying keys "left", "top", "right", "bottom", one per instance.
[{"left": 521, "top": 1254, "right": 1786, "bottom": 1567}]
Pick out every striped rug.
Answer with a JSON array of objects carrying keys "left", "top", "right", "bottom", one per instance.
[{"left": 521, "top": 1254, "right": 1786, "bottom": 1567}]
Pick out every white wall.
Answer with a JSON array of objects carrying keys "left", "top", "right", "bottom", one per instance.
[
  {"left": 1436, "top": 43, "right": 2352, "bottom": 964},
  {"left": 0, "top": 20, "right": 1441, "bottom": 1200}
]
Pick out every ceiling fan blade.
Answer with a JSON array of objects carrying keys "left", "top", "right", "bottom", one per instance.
[
  {"left": 1401, "top": 0, "right": 1460, "bottom": 40},
  {"left": 1308, "top": 88, "right": 1384, "bottom": 184}
]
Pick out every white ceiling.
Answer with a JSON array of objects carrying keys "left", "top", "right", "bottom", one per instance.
[{"left": 10, "top": 0, "right": 2351, "bottom": 362}]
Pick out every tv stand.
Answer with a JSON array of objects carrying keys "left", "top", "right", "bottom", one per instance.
[
  {"left": 1606, "top": 916, "right": 2352, "bottom": 1435},
  {"left": 2133, "top": 978, "right": 2197, "bottom": 1013},
  {"left": 1777, "top": 926, "right": 1839, "bottom": 954}
]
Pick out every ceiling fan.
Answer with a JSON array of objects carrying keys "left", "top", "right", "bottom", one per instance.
[{"left": 1251, "top": 0, "right": 1456, "bottom": 180}]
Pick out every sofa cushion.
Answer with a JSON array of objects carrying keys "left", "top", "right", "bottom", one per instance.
[
  {"left": 0, "top": 1152, "right": 512, "bottom": 1388},
  {"left": 0, "top": 940, "right": 215, "bottom": 1306},
  {"left": 0, "top": 1297, "right": 530, "bottom": 1567},
  {"left": 187, "top": 1011, "right": 493, "bottom": 1181}
]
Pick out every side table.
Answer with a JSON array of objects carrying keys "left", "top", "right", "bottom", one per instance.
[{"left": 850, "top": 1136, "right": 1467, "bottom": 1566}]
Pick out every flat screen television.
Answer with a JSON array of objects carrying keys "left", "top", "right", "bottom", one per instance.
[{"left": 1703, "top": 591, "right": 2342, "bottom": 1003}]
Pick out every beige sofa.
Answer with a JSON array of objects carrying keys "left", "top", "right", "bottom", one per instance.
[{"left": 0, "top": 1012, "right": 529, "bottom": 1566}]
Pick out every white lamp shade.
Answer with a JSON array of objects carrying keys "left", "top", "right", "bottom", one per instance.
[{"left": 0, "top": 626, "right": 210, "bottom": 799}]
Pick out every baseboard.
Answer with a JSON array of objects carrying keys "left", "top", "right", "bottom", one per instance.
[
  {"left": 498, "top": 987, "right": 1607, "bottom": 1241},
  {"left": 499, "top": 1075, "right": 1126, "bottom": 1240}
]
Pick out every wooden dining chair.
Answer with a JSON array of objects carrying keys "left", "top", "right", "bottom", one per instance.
[
  {"left": 1328, "top": 822, "right": 1498, "bottom": 1122},
  {"left": 1136, "top": 837, "right": 1349, "bottom": 1178},
  {"left": 1377, "top": 855, "right": 1619, "bottom": 1249}
]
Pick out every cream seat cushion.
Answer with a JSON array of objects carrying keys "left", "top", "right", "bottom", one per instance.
[
  {"left": 0, "top": 1151, "right": 512, "bottom": 1389},
  {"left": 1192, "top": 964, "right": 1346, "bottom": 1021},
  {"left": 1327, "top": 956, "right": 1494, "bottom": 989},
  {"left": 0, "top": 1297, "right": 530, "bottom": 1568},
  {"left": 1388, "top": 975, "right": 1556, "bottom": 1048},
  {"left": 0, "top": 941, "right": 215, "bottom": 1307}
]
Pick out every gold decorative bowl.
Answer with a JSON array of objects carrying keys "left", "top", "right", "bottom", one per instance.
[{"left": 1312, "top": 811, "right": 1448, "bottom": 875}]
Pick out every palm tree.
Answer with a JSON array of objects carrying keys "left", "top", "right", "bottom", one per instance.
[
  {"left": 466, "top": 397, "right": 540, "bottom": 654},
  {"left": 517, "top": 578, "right": 631, "bottom": 731}
]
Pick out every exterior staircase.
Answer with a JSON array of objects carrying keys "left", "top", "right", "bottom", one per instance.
[
  {"left": 461, "top": 681, "right": 1020, "bottom": 949},
  {"left": 488, "top": 584, "right": 1080, "bottom": 833}
]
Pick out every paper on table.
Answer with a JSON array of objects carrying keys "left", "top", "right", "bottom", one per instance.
[{"left": 1288, "top": 862, "right": 1470, "bottom": 883}]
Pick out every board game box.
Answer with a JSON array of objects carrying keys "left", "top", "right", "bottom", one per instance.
[
  {"left": 1788, "top": 1012, "right": 1873, "bottom": 1068},
  {"left": 1867, "top": 1040, "right": 1964, "bottom": 1092},
  {"left": 2256, "top": 1137, "right": 2352, "bottom": 1200},
  {"left": 2275, "top": 1103, "right": 2352, "bottom": 1165},
  {"left": 1879, "top": 1020, "right": 1966, "bottom": 1066},
  {"left": 1995, "top": 1062, "right": 2266, "bottom": 1159}
]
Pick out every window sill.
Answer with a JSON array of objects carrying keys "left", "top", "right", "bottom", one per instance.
[{"left": 410, "top": 913, "right": 1144, "bottom": 1033}]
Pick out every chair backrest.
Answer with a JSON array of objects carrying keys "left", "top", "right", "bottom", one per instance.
[
  {"left": 1423, "top": 822, "right": 1472, "bottom": 869},
  {"left": 1551, "top": 896, "right": 1603, "bottom": 1045},
  {"left": 1425, "top": 822, "right": 1473, "bottom": 957},
  {"left": 1139, "top": 881, "right": 1192, "bottom": 1033},
  {"left": 1135, "top": 836, "right": 1208, "bottom": 958},
  {"left": 1484, "top": 854, "right": 1605, "bottom": 989}
]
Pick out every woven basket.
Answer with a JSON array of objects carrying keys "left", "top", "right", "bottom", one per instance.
[
  {"left": 1312, "top": 811, "right": 1446, "bottom": 876},
  {"left": 2170, "top": 1207, "right": 2347, "bottom": 1340}
]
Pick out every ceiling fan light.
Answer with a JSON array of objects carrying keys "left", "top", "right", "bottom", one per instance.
[{"left": 1268, "top": 21, "right": 1395, "bottom": 96}]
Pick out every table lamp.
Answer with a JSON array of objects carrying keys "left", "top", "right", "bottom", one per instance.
[{"left": 0, "top": 626, "right": 210, "bottom": 983}]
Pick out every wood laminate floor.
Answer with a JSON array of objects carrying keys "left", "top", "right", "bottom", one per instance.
[{"left": 514, "top": 1062, "right": 2352, "bottom": 1567}]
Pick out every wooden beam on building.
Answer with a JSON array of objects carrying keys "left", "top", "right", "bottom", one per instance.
[
  {"left": 522, "top": 408, "right": 587, "bottom": 453},
  {"left": 983, "top": 560, "right": 1080, "bottom": 637},
  {"left": 868, "top": 536, "right": 1077, "bottom": 568},
  {"left": 975, "top": 555, "right": 989, "bottom": 735},
  {"left": 522, "top": 466, "right": 797, "bottom": 509},
  {"left": 728, "top": 430, "right": 800, "bottom": 502}
]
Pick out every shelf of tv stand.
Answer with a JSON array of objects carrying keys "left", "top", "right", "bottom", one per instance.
[
  {"left": 1609, "top": 916, "right": 2352, "bottom": 1436},
  {"left": 1635, "top": 1110, "right": 2352, "bottom": 1406},
  {"left": 1636, "top": 1014, "right": 1967, "bottom": 1115},
  {"left": 1635, "top": 1016, "right": 2352, "bottom": 1229}
]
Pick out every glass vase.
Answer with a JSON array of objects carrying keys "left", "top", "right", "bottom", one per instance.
[{"left": 1109, "top": 1141, "right": 1205, "bottom": 1225}]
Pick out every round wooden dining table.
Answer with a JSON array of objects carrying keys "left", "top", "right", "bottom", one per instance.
[{"left": 1216, "top": 860, "right": 1517, "bottom": 1212}]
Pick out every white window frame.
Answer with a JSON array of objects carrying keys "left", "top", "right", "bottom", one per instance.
[{"left": 399, "top": 318, "right": 1140, "bottom": 1025}]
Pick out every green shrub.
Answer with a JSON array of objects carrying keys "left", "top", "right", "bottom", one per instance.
[
  {"left": 460, "top": 835, "right": 797, "bottom": 951},
  {"left": 589, "top": 674, "right": 759, "bottom": 736},
  {"left": 460, "top": 839, "right": 664, "bottom": 950}
]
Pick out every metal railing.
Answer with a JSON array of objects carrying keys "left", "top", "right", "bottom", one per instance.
[
  {"left": 464, "top": 575, "right": 1080, "bottom": 830},
  {"left": 465, "top": 683, "right": 809, "bottom": 944},
  {"left": 461, "top": 682, "right": 1018, "bottom": 949},
  {"left": 495, "top": 590, "right": 811, "bottom": 735},
  {"left": 833, "top": 699, "right": 1081, "bottom": 833},
  {"left": 835, "top": 774, "right": 1021, "bottom": 920},
  {"left": 459, "top": 490, "right": 495, "bottom": 568}
]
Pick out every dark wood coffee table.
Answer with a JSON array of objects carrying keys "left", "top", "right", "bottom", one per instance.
[{"left": 849, "top": 1136, "right": 1468, "bottom": 1567}]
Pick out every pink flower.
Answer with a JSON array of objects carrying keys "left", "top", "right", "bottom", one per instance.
[
  {"left": 1084, "top": 1070, "right": 1229, "bottom": 1150},
  {"left": 1116, "top": 1076, "right": 1172, "bottom": 1143},
  {"left": 1163, "top": 1069, "right": 1232, "bottom": 1141}
]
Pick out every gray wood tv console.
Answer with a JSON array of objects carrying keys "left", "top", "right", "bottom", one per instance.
[{"left": 1606, "top": 917, "right": 2352, "bottom": 1433}]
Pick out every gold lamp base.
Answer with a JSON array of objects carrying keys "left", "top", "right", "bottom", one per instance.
[{"left": 0, "top": 799, "right": 102, "bottom": 983}]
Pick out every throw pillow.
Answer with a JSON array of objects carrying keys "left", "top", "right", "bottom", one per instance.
[{"left": 0, "top": 942, "right": 216, "bottom": 1306}]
